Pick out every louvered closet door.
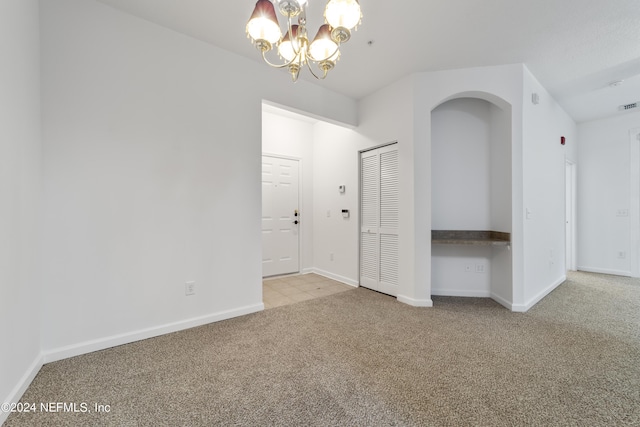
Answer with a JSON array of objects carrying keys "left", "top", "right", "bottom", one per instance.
[{"left": 360, "top": 144, "right": 399, "bottom": 296}]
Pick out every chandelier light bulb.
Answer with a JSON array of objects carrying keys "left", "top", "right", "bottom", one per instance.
[
  {"left": 246, "top": 0, "right": 282, "bottom": 48},
  {"left": 324, "top": 0, "right": 362, "bottom": 31},
  {"left": 309, "top": 24, "right": 340, "bottom": 62},
  {"left": 278, "top": 25, "right": 308, "bottom": 63}
]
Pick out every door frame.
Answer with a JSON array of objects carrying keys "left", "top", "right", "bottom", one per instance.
[
  {"left": 630, "top": 129, "right": 640, "bottom": 278},
  {"left": 261, "top": 153, "right": 303, "bottom": 277},
  {"left": 565, "top": 159, "right": 577, "bottom": 271}
]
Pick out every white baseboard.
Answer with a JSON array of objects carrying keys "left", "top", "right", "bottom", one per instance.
[
  {"left": 577, "top": 266, "right": 632, "bottom": 277},
  {"left": 431, "top": 289, "right": 491, "bottom": 298},
  {"left": 490, "top": 292, "right": 513, "bottom": 310},
  {"left": 511, "top": 275, "right": 566, "bottom": 313},
  {"left": 1, "top": 353, "right": 44, "bottom": 424},
  {"left": 43, "top": 303, "right": 264, "bottom": 364},
  {"left": 311, "top": 268, "right": 358, "bottom": 288},
  {"left": 397, "top": 294, "right": 433, "bottom": 307}
]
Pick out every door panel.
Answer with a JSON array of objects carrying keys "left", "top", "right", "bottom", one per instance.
[
  {"left": 262, "top": 156, "right": 299, "bottom": 277},
  {"left": 360, "top": 144, "right": 399, "bottom": 296}
]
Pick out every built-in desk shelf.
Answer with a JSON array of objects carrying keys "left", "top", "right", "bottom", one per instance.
[{"left": 431, "top": 230, "right": 511, "bottom": 247}]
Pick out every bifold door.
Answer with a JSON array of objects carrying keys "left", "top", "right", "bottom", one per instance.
[{"left": 360, "top": 144, "right": 399, "bottom": 296}]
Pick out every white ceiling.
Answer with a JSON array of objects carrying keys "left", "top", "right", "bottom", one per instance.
[{"left": 95, "top": 0, "right": 640, "bottom": 123}]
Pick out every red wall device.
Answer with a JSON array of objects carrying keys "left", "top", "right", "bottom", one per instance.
[{"left": 561, "top": 136, "right": 566, "bottom": 145}]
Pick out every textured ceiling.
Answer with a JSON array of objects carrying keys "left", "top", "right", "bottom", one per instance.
[{"left": 95, "top": 0, "right": 640, "bottom": 122}]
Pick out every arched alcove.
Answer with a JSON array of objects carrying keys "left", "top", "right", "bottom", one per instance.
[{"left": 430, "top": 93, "right": 513, "bottom": 305}]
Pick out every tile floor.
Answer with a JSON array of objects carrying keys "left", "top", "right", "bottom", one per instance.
[{"left": 262, "top": 273, "right": 354, "bottom": 309}]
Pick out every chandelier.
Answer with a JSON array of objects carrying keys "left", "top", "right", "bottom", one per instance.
[{"left": 246, "top": 0, "right": 362, "bottom": 81}]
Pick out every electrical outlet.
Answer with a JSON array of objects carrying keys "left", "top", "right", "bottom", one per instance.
[
  {"left": 330, "top": 252, "right": 334, "bottom": 261},
  {"left": 475, "top": 264, "right": 485, "bottom": 273},
  {"left": 185, "top": 281, "right": 196, "bottom": 296},
  {"left": 617, "top": 251, "right": 627, "bottom": 259},
  {"left": 326, "top": 210, "right": 331, "bottom": 217},
  {"left": 464, "top": 264, "right": 472, "bottom": 273},
  {"left": 616, "top": 209, "right": 629, "bottom": 217}
]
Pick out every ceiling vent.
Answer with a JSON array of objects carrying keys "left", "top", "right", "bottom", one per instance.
[{"left": 619, "top": 102, "right": 638, "bottom": 111}]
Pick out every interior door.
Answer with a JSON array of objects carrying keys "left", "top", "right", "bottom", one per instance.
[
  {"left": 262, "top": 156, "right": 300, "bottom": 277},
  {"left": 360, "top": 144, "right": 399, "bottom": 296}
]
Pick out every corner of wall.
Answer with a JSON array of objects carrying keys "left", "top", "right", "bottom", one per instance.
[{"left": 397, "top": 294, "right": 434, "bottom": 308}]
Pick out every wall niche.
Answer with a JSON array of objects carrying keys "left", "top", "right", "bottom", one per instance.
[{"left": 431, "top": 96, "right": 512, "bottom": 305}]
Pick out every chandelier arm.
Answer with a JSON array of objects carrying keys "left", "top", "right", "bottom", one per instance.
[
  {"left": 260, "top": 49, "right": 301, "bottom": 69},
  {"left": 305, "top": 59, "right": 328, "bottom": 80},
  {"left": 285, "top": 13, "right": 306, "bottom": 59},
  {"left": 308, "top": 40, "right": 342, "bottom": 63}
]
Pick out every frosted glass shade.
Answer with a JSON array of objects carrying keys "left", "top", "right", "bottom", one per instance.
[
  {"left": 309, "top": 24, "right": 340, "bottom": 61},
  {"left": 324, "top": 0, "right": 361, "bottom": 30},
  {"left": 278, "top": 25, "right": 307, "bottom": 63},
  {"left": 246, "top": 0, "right": 282, "bottom": 45}
]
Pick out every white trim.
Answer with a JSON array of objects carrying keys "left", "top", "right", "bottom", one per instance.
[
  {"left": 261, "top": 152, "right": 302, "bottom": 163},
  {"left": 0, "top": 354, "right": 44, "bottom": 424},
  {"left": 261, "top": 99, "right": 356, "bottom": 129},
  {"left": 397, "top": 294, "right": 434, "bottom": 307},
  {"left": 577, "top": 266, "right": 632, "bottom": 277},
  {"left": 511, "top": 276, "right": 566, "bottom": 313},
  {"left": 43, "top": 303, "right": 264, "bottom": 364},
  {"left": 358, "top": 140, "right": 398, "bottom": 155},
  {"left": 565, "top": 159, "right": 577, "bottom": 271},
  {"left": 301, "top": 267, "right": 314, "bottom": 275},
  {"left": 311, "top": 268, "right": 358, "bottom": 287},
  {"left": 490, "top": 292, "right": 513, "bottom": 310},
  {"left": 431, "top": 289, "right": 491, "bottom": 297},
  {"left": 630, "top": 128, "right": 640, "bottom": 278}
]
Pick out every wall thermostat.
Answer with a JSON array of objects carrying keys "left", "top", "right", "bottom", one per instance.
[{"left": 339, "top": 185, "right": 346, "bottom": 193}]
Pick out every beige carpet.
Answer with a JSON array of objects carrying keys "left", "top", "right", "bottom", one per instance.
[{"left": 4, "top": 271, "right": 640, "bottom": 426}]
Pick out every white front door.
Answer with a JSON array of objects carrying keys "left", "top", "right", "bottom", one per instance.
[
  {"left": 360, "top": 144, "right": 399, "bottom": 296},
  {"left": 262, "top": 156, "right": 300, "bottom": 277}
]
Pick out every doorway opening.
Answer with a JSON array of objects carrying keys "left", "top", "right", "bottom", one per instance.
[
  {"left": 630, "top": 128, "right": 640, "bottom": 277},
  {"left": 565, "top": 159, "right": 577, "bottom": 271},
  {"left": 260, "top": 101, "right": 362, "bottom": 311},
  {"left": 261, "top": 155, "right": 300, "bottom": 277}
]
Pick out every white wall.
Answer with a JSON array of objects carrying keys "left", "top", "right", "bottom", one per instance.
[
  {"left": 431, "top": 98, "right": 493, "bottom": 230},
  {"left": 312, "top": 122, "right": 372, "bottom": 285},
  {"left": 577, "top": 110, "right": 640, "bottom": 276},
  {"left": 490, "top": 104, "right": 513, "bottom": 233},
  {"left": 414, "top": 64, "right": 525, "bottom": 308},
  {"left": 356, "top": 76, "right": 433, "bottom": 306},
  {"left": 0, "top": 0, "right": 42, "bottom": 420},
  {"left": 39, "top": 0, "right": 357, "bottom": 359},
  {"left": 521, "top": 68, "right": 577, "bottom": 307},
  {"left": 262, "top": 109, "right": 315, "bottom": 274}
]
